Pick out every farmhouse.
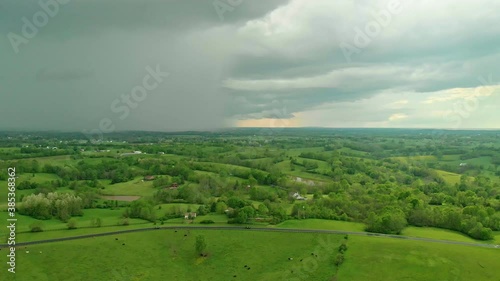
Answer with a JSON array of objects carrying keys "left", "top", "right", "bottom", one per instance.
[
  {"left": 292, "top": 192, "right": 307, "bottom": 200},
  {"left": 184, "top": 212, "right": 197, "bottom": 219},
  {"left": 143, "top": 175, "right": 156, "bottom": 181}
]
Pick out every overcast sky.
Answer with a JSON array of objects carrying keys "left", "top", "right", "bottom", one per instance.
[{"left": 1, "top": 0, "right": 499, "bottom": 131}]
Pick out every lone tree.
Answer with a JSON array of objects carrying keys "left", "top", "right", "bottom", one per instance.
[
  {"left": 67, "top": 218, "right": 78, "bottom": 230},
  {"left": 29, "top": 221, "right": 44, "bottom": 232},
  {"left": 90, "top": 217, "right": 102, "bottom": 228},
  {"left": 195, "top": 235, "right": 207, "bottom": 255}
]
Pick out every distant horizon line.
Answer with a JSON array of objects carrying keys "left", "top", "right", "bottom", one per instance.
[{"left": 0, "top": 127, "right": 500, "bottom": 133}]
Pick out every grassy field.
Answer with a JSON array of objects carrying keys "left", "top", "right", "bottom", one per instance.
[
  {"left": 11, "top": 230, "right": 343, "bottom": 281},
  {"left": 276, "top": 219, "right": 365, "bottom": 232},
  {"left": 391, "top": 155, "right": 437, "bottom": 164},
  {"left": 445, "top": 156, "right": 492, "bottom": 166},
  {"left": 286, "top": 147, "right": 325, "bottom": 157},
  {"left": 17, "top": 173, "right": 61, "bottom": 184},
  {"left": 338, "top": 235, "right": 500, "bottom": 281},
  {"left": 101, "top": 177, "right": 157, "bottom": 197},
  {"left": 0, "top": 208, "right": 149, "bottom": 242},
  {"left": 274, "top": 160, "right": 332, "bottom": 182},
  {"left": 7, "top": 229, "right": 500, "bottom": 281},
  {"left": 275, "top": 219, "right": 500, "bottom": 244},
  {"left": 434, "top": 169, "right": 462, "bottom": 185},
  {"left": 401, "top": 226, "right": 480, "bottom": 243},
  {"left": 20, "top": 155, "right": 74, "bottom": 165}
]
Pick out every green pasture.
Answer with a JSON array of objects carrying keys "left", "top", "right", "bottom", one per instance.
[
  {"left": 11, "top": 230, "right": 343, "bottom": 281},
  {"left": 338, "top": 235, "right": 500, "bottom": 281}
]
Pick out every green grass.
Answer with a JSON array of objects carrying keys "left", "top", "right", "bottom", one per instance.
[
  {"left": 434, "top": 169, "right": 462, "bottom": 185},
  {"left": 401, "top": 226, "right": 481, "bottom": 243},
  {"left": 494, "top": 231, "right": 500, "bottom": 244},
  {"left": 274, "top": 160, "right": 331, "bottom": 182},
  {"left": 17, "top": 173, "right": 61, "bottom": 184},
  {"left": 338, "top": 235, "right": 500, "bottom": 281},
  {"left": 0, "top": 206, "right": 151, "bottom": 237},
  {"left": 20, "top": 155, "right": 75, "bottom": 165},
  {"left": 276, "top": 219, "right": 498, "bottom": 245},
  {"left": 8, "top": 229, "right": 500, "bottom": 281},
  {"left": 391, "top": 155, "right": 437, "bottom": 164},
  {"left": 442, "top": 156, "right": 492, "bottom": 167},
  {"left": 276, "top": 219, "right": 365, "bottom": 232},
  {"left": 286, "top": 147, "right": 325, "bottom": 157},
  {"left": 193, "top": 170, "right": 246, "bottom": 182},
  {"left": 441, "top": 154, "right": 461, "bottom": 161},
  {"left": 101, "top": 177, "right": 156, "bottom": 197},
  {"left": 12, "top": 230, "right": 344, "bottom": 281},
  {"left": 195, "top": 214, "right": 228, "bottom": 223},
  {"left": 14, "top": 222, "right": 154, "bottom": 243}
]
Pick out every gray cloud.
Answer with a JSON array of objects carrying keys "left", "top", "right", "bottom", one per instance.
[
  {"left": 1, "top": 0, "right": 499, "bottom": 131},
  {"left": 36, "top": 68, "right": 94, "bottom": 81}
]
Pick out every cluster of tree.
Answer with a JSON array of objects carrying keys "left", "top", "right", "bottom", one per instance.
[
  {"left": 287, "top": 178, "right": 498, "bottom": 240},
  {"left": 219, "top": 197, "right": 286, "bottom": 224},
  {"left": 122, "top": 200, "right": 157, "bottom": 222},
  {"left": 408, "top": 205, "right": 498, "bottom": 240},
  {"left": 249, "top": 186, "right": 281, "bottom": 202},
  {"left": 189, "top": 162, "right": 280, "bottom": 185},
  {"left": 335, "top": 238, "right": 349, "bottom": 268},
  {"left": 19, "top": 192, "right": 83, "bottom": 221},
  {"left": 365, "top": 209, "right": 408, "bottom": 234},
  {"left": 17, "top": 181, "right": 40, "bottom": 190},
  {"left": 42, "top": 160, "right": 136, "bottom": 184}
]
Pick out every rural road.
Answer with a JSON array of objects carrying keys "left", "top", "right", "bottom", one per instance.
[{"left": 1, "top": 225, "right": 499, "bottom": 249}]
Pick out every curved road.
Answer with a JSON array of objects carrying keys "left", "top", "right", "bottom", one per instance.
[{"left": 1, "top": 225, "right": 499, "bottom": 249}]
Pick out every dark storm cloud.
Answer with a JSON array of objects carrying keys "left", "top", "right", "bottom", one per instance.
[{"left": 0, "top": 0, "right": 499, "bottom": 130}]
